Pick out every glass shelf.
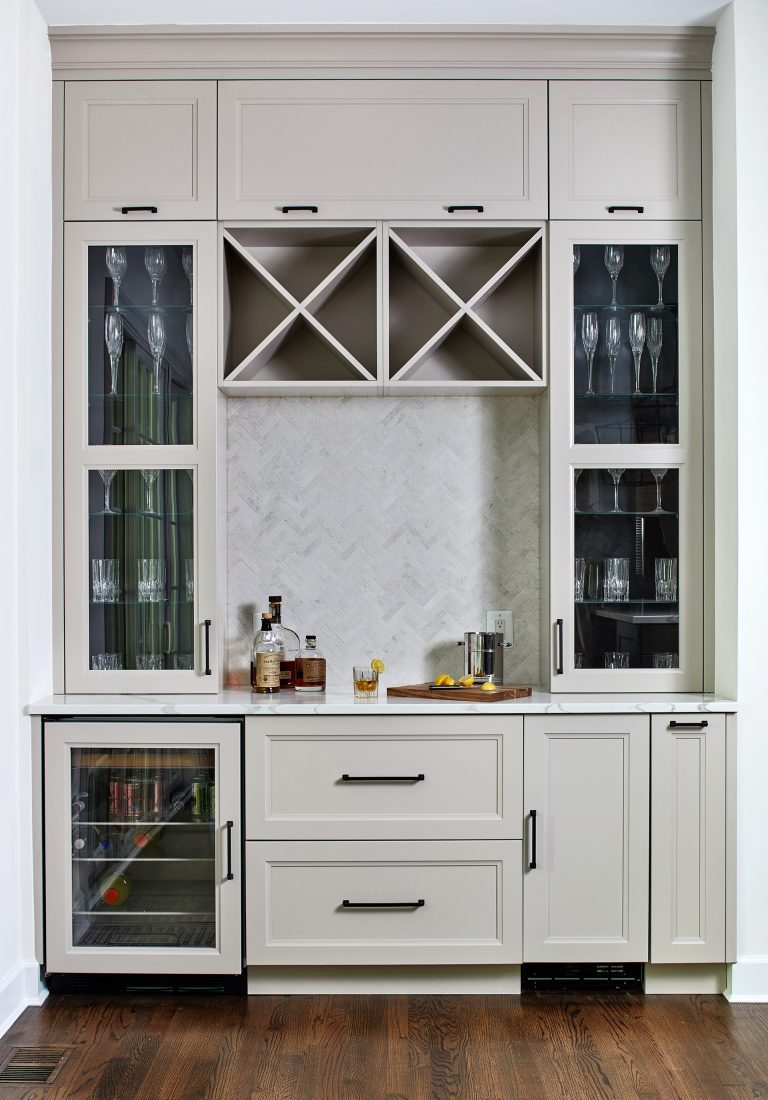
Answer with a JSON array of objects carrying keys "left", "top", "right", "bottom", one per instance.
[
  {"left": 90, "top": 599, "right": 193, "bottom": 607},
  {"left": 575, "top": 392, "right": 678, "bottom": 400},
  {"left": 89, "top": 510, "right": 194, "bottom": 519},
  {"left": 89, "top": 392, "right": 193, "bottom": 403},
  {"left": 576, "top": 509, "right": 678, "bottom": 517},
  {"left": 89, "top": 304, "right": 192, "bottom": 315},
  {"left": 574, "top": 302, "right": 678, "bottom": 313}
]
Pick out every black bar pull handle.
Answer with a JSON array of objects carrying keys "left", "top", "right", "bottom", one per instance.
[
  {"left": 225, "top": 820, "right": 234, "bottom": 881},
  {"left": 446, "top": 204, "right": 484, "bottom": 213},
  {"left": 529, "top": 809, "right": 538, "bottom": 870},
  {"left": 281, "top": 205, "right": 319, "bottom": 213},
  {"left": 607, "top": 205, "right": 645, "bottom": 214},
  {"left": 203, "top": 619, "right": 212, "bottom": 676},
  {"left": 669, "top": 720, "right": 709, "bottom": 729},
  {"left": 341, "top": 773, "right": 425, "bottom": 783},
  {"left": 342, "top": 899, "right": 425, "bottom": 909},
  {"left": 555, "top": 619, "right": 564, "bottom": 675},
  {"left": 121, "top": 205, "right": 158, "bottom": 214}
]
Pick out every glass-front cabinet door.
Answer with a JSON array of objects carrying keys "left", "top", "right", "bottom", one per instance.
[
  {"left": 550, "top": 222, "right": 703, "bottom": 690},
  {"left": 64, "top": 223, "right": 218, "bottom": 692},
  {"left": 44, "top": 720, "right": 241, "bottom": 975}
]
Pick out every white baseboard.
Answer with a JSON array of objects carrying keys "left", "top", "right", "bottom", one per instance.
[
  {"left": 248, "top": 965, "right": 521, "bottom": 995},
  {"left": 644, "top": 964, "right": 726, "bottom": 994},
  {"left": 726, "top": 957, "right": 768, "bottom": 1001},
  {"left": 0, "top": 960, "right": 47, "bottom": 1038}
]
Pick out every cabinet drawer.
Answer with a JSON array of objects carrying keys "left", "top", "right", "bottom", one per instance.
[
  {"left": 64, "top": 81, "right": 217, "bottom": 220},
  {"left": 246, "top": 840, "right": 522, "bottom": 965},
  {"left": 245, "top": 716, "right": 522, "bottom": 840},
  {"left": 549, "top": 81, "right": 701, "bottom": 220},
  {"left": 218, "top": 80, "right": 548, "bottom": 220}
]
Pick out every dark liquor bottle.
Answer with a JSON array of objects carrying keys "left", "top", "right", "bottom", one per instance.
[{"left": 295, "top": 635, "right": 326, "bottom": 692}]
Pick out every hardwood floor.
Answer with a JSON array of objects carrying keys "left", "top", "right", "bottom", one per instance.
[{"left": 1, "top": 993, "right": 767, "bottom": 1099}]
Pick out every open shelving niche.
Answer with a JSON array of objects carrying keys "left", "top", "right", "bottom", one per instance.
[{"left": 219, "top": 222, "right": 547, "bottom": 396}]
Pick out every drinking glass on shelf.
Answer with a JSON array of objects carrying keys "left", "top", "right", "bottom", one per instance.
[
  {"left": 604, "top": 651, "right": 630, "bottom": 669},
  {"left": 574, "top": 557, "right": 586, "bottom": 602},
  {"left": 174, "top": 652, "right": 194, "bottom": 670},
  {"left": 182, "top": 247, "right": 194, "bottom": 303},
  {"left": 585, "top": 560, "right": 602, "bottom": 601},
  {"left": 646, "top": 315, "right": 663, "bottom": 394},
  {"left": 574, "top": 652, "right": 584, "bottom": 669},
  {"left": 573, "top": 245, "right": 581, "bottom": 275},
  {"left": 104, "top": 310, "right": 124, "bottom": 397},
  {"left": 604, "top": 245, "right": 624, "bottom": 306},
  {"left": 91, "top": 653, "right": 124, "bottom": 671},
  {"left": 655, "top": 557, "right": 678, "bottom": 602},
  {"left": 91, "top": 558, "right": 120, "bottom": 604},
  {"left": 141, "top": 468, "right": 160, "bottom": 513},
  {"left": 144, "top": 246, "right": 166, "bottom": 306},
  {"left": 607, "top": 467, "right": 625, "bottom": 513},
  {"left": 186, "top": 312, "right": 193, "bottom": 361},
  {"left": 652, "top": 652, "right": 679, "bottom": 669},
  {"left": 136, "top": 653, "right": 164, "bottom": 671},
  {"left": 650, "top": 246, "right": 671, "bottom": 307},
  {"left": 604, "top": 315, "right": 621, "bottom": 394},
  {"left": 650, "top": 467, "right": 668, "bottom": 513},
  {"left": 581, "top": 312, "right": 598, "bottom": 396},
  {"left": 353, "top": 666, "right": 379, "bottom": 699},
  {"left": 629, "top": 312, "right": 646, "bottom": 396},
  {"left": 185, "top": 558, "right": 194, "bottom": 602},
  {"left": 105, "top": 246, "right": 127, "bottom": 307},
  {"left": 98, "top": 468, "right": 117, "bottom": 514},
  {"left": 138, "top": 559, "right": 166, "bottom": 604},
  {"left": 147, "top": 311, "right": 166, "bottom": 395},
  {"left": 602, "top": 557, "right": 630, "bottom": 602}
]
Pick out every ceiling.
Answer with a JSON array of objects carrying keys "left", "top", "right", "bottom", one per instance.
[{"left": 38, "top": 0, "right": 726, "bottom": 27}]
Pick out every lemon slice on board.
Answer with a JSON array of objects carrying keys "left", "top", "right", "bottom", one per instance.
[
  {"left": 459, "top": 675, "right": 474, "bottom": 687},
  {"left": 480, "top": 681, "right": 497, "bottom": 692},
  {"left": 371, "top": 658, "right": 385, "bottom": 674}
]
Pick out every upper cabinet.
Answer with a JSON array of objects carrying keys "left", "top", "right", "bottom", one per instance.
[
  {"left": 64, "top": 81, "right": 217, "bottom": 221},
  {"left": 549, "top": 81, "right": 701, "bottom": 221},
  {"left": 218, "top": 80, "right": 549, "bottom": 220}
]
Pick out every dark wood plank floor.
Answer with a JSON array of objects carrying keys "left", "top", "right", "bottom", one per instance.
[{"left": 2, "top": 993, "right": 768, "bottom": 1099}]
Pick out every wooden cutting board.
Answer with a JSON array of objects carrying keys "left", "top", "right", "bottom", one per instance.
[{"left": 387, "top": 682, "right": 532, "bottom": 702}]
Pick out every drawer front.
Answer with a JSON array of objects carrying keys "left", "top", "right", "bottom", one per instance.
[
  {"left": 245, "top": 716, "right": 522, "bottom": 840},
  {"left": 246, "top": 840, "right": 522, "bottom": 965}
]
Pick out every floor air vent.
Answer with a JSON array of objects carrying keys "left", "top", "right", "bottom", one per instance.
[
  {"left": 0, "top": 1047, "right": 73, "bottom": 1084},
  {"left": 522, "top": 963, "right": 644, "bottom": 992}
]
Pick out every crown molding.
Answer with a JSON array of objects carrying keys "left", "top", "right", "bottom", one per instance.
[{"left": 48, "top": 24, "right": 714, "bottom": 81}]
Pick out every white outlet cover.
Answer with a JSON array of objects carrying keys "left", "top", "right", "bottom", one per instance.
[{"left": 486, "top": 611, "right": 513, "bottom": 643}]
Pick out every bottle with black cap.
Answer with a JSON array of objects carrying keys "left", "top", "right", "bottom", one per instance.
[
  {"left": 295, "top": 635, "right": 326, "bottom": 692},
  {"left": 268, "top": 595, "right": 300, "bottom": 689}
]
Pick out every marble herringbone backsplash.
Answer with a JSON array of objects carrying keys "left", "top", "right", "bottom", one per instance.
[{"left": 226, "top": 396, "right": 541, "bottom": 689}]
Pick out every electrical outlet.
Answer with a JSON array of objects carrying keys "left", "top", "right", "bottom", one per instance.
[{"left": 486, "top": 611, "right": 513, "bottom": 644}]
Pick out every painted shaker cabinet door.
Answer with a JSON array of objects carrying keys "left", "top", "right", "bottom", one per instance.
[
  {"left": 523, "top": 715, "right": 650, "bottom": 962},
  {"left": 218, "top": 80, "right": 548, "bottom": 220},
  {"left": 65, "top": 81, "right": 217, "bottom": 220},
  {"left": 549, "top": 81, "right": 702, "bottom": 220}
]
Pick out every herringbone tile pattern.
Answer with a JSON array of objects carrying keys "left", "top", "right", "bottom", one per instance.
[{"left": 227, "top": 396, "right": 541, "bottom": 689}]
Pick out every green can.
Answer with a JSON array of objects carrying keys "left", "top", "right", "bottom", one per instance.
[{"left": 191, "top": 776, "right": 208, "bottom": 820}]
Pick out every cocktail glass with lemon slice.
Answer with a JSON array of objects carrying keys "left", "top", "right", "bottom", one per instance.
[{"left": 353, "top": 659, "right": 384, "bottom": 699}]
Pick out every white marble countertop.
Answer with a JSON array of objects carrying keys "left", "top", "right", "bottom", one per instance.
[{"left": 26, "top": 688, "right": 737, "bottom": 716}]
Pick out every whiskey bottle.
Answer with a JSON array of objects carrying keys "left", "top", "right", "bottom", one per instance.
[
  {"left": 268, "top": 595, "right": 300, "bottom": 689},
  {"left": 252, "top": 612, "right": 281, "bottom": 694},
  {"left": 294, "top": 635, "right": 326, "bottom": 693}
]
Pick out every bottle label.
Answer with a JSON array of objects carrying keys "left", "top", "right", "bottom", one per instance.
[
  {"left": 299, "top": 657, "right": 325, "bottom": 685},
  {"left": 256, "top": 652, "right": 281, "bottom": 690}
]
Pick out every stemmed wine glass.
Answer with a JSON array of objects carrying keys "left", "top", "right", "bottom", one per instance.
[
  {"left": 604, "top": 245, "right": 624, "bottom": 307},
  {"left": 186, "top": 313, "right": 193, "bottom": 361},
  {"left": 144, "top": 247, "right": 166, "bottom": 306},
  {"left": 650, "top": 468, "right": 668, "bottom": 513},
  {"left": 573, "top": 245, "right": 581, "bottom": 275},
  {"left": 98, "top": 469, "right": 117, "bottom": 514},
  {"left": 147, "top": 312, "right": 166, "bottom": 395},
  {"left": 581, "top": 312, "right": 598, "bottom": 396},
  {"left": 105, "top": 247, "right": 127, "bottom": 307},
  {"left": 629, "top": 312, "right": 646, "bottom": 396},
  {"left": 182, "top": 247, "right": 194, "bottom": 304},
  {"left": 141, "top": 469, "right": 160, "bottom": 513},
  {"left": 607, "top": 467, "right": 625, "bottom": 514},
  {"left": 646, "top": 315, "right": 663, "bottom": 394},
  {"left": 604, "top": 315, "right": 621, "bottom": 395},
  {"left": 104, "top": 310, "right": 124, "bottom": 397},
  {"left": 650, "top": 246, "right": 671, "bottom": 308}
]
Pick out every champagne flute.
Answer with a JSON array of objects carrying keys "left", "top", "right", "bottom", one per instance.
[
  {"left": 581, "top": 312, "right": 598, "bottom": 396},
  {"left": 604, "top": 245, "right": 624, "bottom": 307},
  {"left": 629, "top": 312, "right": 646, "bottom": 396},
  {"left": 646, "top": 315, "right": 663, "bottom": 394},
  {"left": 604, "top": 315, "right": 621, "bottom": 395},
  {"left": 650, "top": 468, "right": 668, "bottom": 513},
  {"left": 98, "top": 469, "right": 117, "bottom": 514},
  {"left": 141, "top": 468, "right": 160, "bottom": 513},
  {"left": 144, "top": 247, "right": 166, "bottom": 306},
  {"left": 104, "top": 310, "right": 124, "bottom": 397},
  {"left": 608, "top": 467, "right": 625, "bottom": 514},
  {"left": 573, "top": 245, "right": 581, "bottom": 275},
  {"left": 650, "top": 246, "right": 671, "bottom": 308},
  {"left": 182, "top": 247, "right": 194, "bottom": 304},
  {"left": 105, "top": 246, "right": 127, "bottom": 307},
  {"left": 147, "top": 311, "right": 166, "bottom": 395}
]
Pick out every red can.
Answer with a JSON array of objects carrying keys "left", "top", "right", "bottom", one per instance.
[{"left": 108, "top": 776, "right": 122, "bottom": 819}]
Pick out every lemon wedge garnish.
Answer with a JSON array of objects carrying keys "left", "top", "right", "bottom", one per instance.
[
  {"left": 371, "top": 658, "right": 385, "bottom": 674},
  {"left": 435, "top": 673, "right": 451, "bottom": 686},
  {"left": 480, "top": 681, "right": 497, "bottom": 691},
  {"left": 459, "top": 674, "right": 474, "bottom": 687}
]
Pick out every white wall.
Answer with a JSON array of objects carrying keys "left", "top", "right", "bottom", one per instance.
[
  {"left": 0, "top": 0, "right": 52, "bottom": 1034},
  {"left": 713, "top": 0, "right": 768, "bottom": 1001}
]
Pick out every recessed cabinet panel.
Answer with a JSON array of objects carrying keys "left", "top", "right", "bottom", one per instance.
[
  {"left": 65, "top": 81, "right": 217, "bottom": 220},
  {"left": 549, "top": 81, "right": 701, "bottom": 220},
  {"left": 218, "top": 81, "right": 548, "bottom": 220}
]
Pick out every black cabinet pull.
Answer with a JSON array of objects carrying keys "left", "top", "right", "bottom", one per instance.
[
  {"left": 121, "top": 205, "right": 158, "bottom": 214},
  {"left": 281, "top": 205, "right": 318, "bottom": 213},
  {"left": 342, "top": 899, "right": 425, "bottom": 909},
  {"left": 225, "top": 820, "right": 234, "bottom": 881},
  {"left": 446, "top": 204, "right": 484, "bottom": 213},
  {"left": 529, "top": 809, "right": 537, "bottom": 870},
  {"left": 555, "top": 619, "right": 564, "bottom": 675},
  {"left": 203, "top": 619, "right": 212, "bottom": 676},
  {"left": 341, "top": 774, "right": 425, "bottom": 783},
  {"left": 607, "top": 205, "right": 645, "bottom": 214},
  {"left": 669, "top": 720, "right": 709, "bottom": 729}
]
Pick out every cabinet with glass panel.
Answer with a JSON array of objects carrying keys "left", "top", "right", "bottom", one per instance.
[
  {"left": 549, "top": 222, "right": 703, "bottom": 690},
  {"left": 64, "top": 223, "right": 219, "bottom": 692}
]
